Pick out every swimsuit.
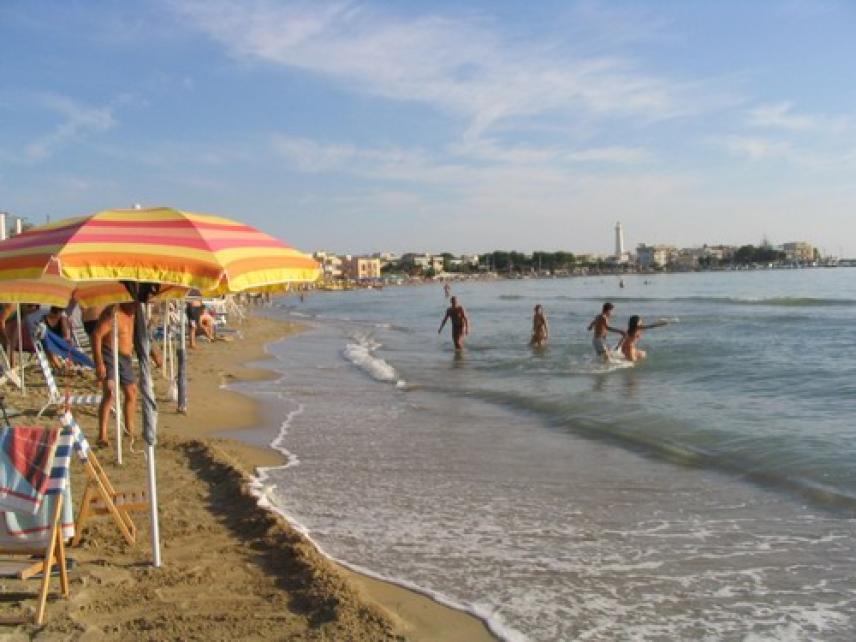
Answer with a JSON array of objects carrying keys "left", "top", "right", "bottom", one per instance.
[
  {"left": 592, "top": 336, "right": 609, "bottom": 355},
  {"left": 103, "top": 349, "right": 137, "bottom": 386}
]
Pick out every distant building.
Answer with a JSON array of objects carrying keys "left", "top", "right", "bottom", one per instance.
[
  {"left": 372, "top": 252, "right": 400, "bottom": 269},
  {"left": 636, "top": 244, "right": 678, "bottom": 269},
  {"left": 314, "top": 251, "right": 343, "bottom": 280},
  {"left": 673, "top": 248, "right": 706, "bottom": 270},
  {"left": 702, "top": 244, "right": 736, "bottom": 262},
  {"left": 782, "top": 242, "right": 814, "bottom": 263},
  {"left": 400, "top": 253, "right": 444, "bottom": 273},
  {"left": 343, "top": 256, "right": 381, "bottom": 281}
]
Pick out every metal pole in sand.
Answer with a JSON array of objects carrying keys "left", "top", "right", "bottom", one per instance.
[
  {"left": 113, "top": 310, "right": 122, "bottom": 465},
  {"left": 146, "top": 444, "right": 161, "bottom": 567},
  {"left": 161, "top": 301, "right": 168, "bottom": 380},
  {"left": 16, "top": 304, "right": 25, "bottom": 396}
]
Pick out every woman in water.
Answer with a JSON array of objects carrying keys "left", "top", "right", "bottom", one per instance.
[
  {"left": 530, "top": 304, "right": 549, "bottom": 348},
  {"left": 618, "top": 315, "right": 668, "bottom": 361}
]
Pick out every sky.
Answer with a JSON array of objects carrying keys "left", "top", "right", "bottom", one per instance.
[{"left": 1, "top": 0, "right": 855, "bottom": 256}]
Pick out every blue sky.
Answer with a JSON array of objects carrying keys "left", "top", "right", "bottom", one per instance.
[{"left": 1, "top": 0, "right": 855, "bottom": 256}]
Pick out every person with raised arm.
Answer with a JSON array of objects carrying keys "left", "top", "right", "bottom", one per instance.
[{"left": 617, "top": 315, "right": 669, "bottom": 362}]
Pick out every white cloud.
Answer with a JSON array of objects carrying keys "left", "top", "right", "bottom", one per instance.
[
  {"left": 747, "top": 102, "right": 817, "bottom": 131},
  {"left": 746, "top": 101, "right": 852, "bottom": 134},
  {"left": 720, "top": 135, "right": 793, "bottom": 161},
  {"left": 451, "top": 138, "right": 650, "bottom": 165},
  {"left": 24, "top": 94, "right": 116, "bottom": 161},
  {"left": 175, "top": 0, "right": 698, "bottom": 137}
]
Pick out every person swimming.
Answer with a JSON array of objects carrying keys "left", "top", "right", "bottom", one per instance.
[
  {"left": 587, "top": 302, "right": 625, "bottom": 361},
  {"left": 617, "top": 315, "right": 669, "bottom": 362},
  {"left": 530, "top": 304, "right": 549, "bottom": 348}
]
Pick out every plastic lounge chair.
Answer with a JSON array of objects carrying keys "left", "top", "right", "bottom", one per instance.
[
  {"left": 34, "top": 341, "right": 100, "bottom": 418},
  {"left": 0, "top": 417, "right": 82, "bottom": 624}
]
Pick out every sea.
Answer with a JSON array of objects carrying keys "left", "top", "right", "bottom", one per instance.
[{"left": 227, "top": 268, "right": 856, "bottom": 641}]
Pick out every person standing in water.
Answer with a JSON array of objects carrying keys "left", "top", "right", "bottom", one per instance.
[
  {"left": 617, "top": 315, "right": 669, "bottom": 362},
  {"left": 438, "top": 296, "right": 469, "bottom": 350},
  {"left": 587, "top": 302, "right": 625, "bottom": 361},
  {"left": 443, "top": 283, "right": 451, "bottom": 299},
  {"left": 530, "top": 304, "right": 549, "bottom": 348}
]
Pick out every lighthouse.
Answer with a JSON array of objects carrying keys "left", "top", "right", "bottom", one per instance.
[{"left": 614, "top": 221, "right": 625, "bottom": 261}]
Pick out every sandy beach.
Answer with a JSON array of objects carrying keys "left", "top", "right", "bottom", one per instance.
[{"left": 0, "top": 314, "right": 495, "bottom": 641}]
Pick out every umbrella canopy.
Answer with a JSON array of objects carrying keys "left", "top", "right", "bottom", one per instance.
[
  {"left": 0, "top": 207, "right": 320, "bottom": 292},
  {"left": 0, "top": 275, "right": 185, "bottom": 308}
]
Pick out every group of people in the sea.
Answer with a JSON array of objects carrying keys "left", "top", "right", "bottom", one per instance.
[{"left": 438, "top": 288, "right": 669, "bottom": 362}]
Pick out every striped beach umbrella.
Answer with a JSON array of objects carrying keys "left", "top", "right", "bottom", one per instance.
[
  {"left": 0, "top": 207, "right": 320, "bottom": 292},
  {"left": 0, "top": 275, "right": 184, "bottom": 308},
  {"left": 0, "top": 207, "right": 319, "bottom": 568}
]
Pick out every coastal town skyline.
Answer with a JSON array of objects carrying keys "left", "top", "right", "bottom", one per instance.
[{"left": 3, "top": 1, "right": 855, "bottom": 255}]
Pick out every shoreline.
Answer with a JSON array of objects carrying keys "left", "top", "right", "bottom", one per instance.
[
  {"left": 0, "top": 312, "right": 495, "bottom": 640},
  {"left": 206, "top": 314, "right": 498, "bottom": 642}
]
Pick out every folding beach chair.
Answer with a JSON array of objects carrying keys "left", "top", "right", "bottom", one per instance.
[
  {"left": 71, "top": 324, "right": 91, "bottom": 352},
  {"left": 34, "top": 341, "right": 100, "bottom": 418},
  {"left": 0, "top": 345, "right": 21, "bottom": 390},
  {"left": 0, "top": 414, "right": 85, "bottom": 624},
  {"left": 70, "top": 410, "right": 145, "bottom": 547}
]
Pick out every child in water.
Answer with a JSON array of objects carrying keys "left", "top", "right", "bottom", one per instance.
[{"left": 618, "top": 315, "right": 668, "bottom": 362}]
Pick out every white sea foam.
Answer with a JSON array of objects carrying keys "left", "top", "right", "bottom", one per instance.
[
  {"left": 342, "top": 337, "right": 405, "bottom": 386},
  {"left": 248, "top": 399, "right": 518, "bottom": 641}
]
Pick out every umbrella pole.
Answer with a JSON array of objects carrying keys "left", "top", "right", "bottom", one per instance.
[
  {"left": 177, "top": 299, "right": 187, "bottom": 413},
  {"left": 161, "top": 301, "right": 168, "bottom": 380},
  {"left": 133, "top": 300, "right": 160, "bottom": 567},
  {"left": 113, "top": 312, "right": 122, "bottom": 465},
  {"left": 16, "top": 304, "right": 25, "bottom": 396},
  {"left": 145, "top": 444, "right": 162, "bottom": 567},
  {"left": 167, "top": 303, "right": 176, "bottom": 401}
]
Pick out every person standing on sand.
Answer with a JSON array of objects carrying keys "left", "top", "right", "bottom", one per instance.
[
  {"left": 617, "top": 315, "right": 669, "bottom": 362},
  {"left": 587, "top": 302, "right": 625, "bottom": 361},
  {"left": 438, "top": 296, "right": 469, "bottom": 350},
  {"left": 93, "top": 303, "right": 137, "bottom": 448},
  {"left": 530, "top": 304, "right": 549, "bottom": 348}
]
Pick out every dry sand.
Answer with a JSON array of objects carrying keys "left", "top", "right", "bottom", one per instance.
[{"left": 0, "top": 314, "right": 496, "bottom": 641}]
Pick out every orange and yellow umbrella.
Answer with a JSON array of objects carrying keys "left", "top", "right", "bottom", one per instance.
[
  {"left": 0, "top": 207, "right": 320, "bottom": 292},
  {"left": 0, "top": 275, "right": 187, "bottom": 308}
]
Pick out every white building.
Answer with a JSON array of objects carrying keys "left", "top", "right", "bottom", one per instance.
[
  {"left": 636, "top": 244, "right": 678, "bottom": 269},
  {"left": 313, "top": 251, "right": 344, "bottom": 279}
]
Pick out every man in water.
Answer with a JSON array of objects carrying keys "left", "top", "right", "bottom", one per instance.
[
  {"left": 443, "top": 283, "right": 451, "bottom": 299},
  {"left": 93, "top": 303, "right": 138, "bottom": 448},
  {"left": 587, "top": 302, "right": 625, "bottom": 361},
  {"left": 438, "top": 296, "right": 469, "bottom": 350}
]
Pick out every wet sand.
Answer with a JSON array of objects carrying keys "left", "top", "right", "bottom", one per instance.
[{"left": 0, "top": 314, "right": 495, "bottom": 641}]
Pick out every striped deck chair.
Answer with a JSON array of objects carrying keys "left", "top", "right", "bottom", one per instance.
[
  {"left": 71, "top": 323, "right": 91, "bottom": 352},
  {"left": 34, "top": 341, "right": 100, "bottom": 418},
  {"left": 0, "top": 415, "right": 86, "bottom": 624}
]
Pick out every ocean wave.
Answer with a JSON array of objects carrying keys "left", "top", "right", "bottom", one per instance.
[
  {"left": 554, "top": 295, "right": 856, "bottom": 307},
  {"left": 431, "top": 387, "right": 856, "bottom": 514},
  {"left": 343, "top": 337, "right": 405, "bottom": 386}
]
